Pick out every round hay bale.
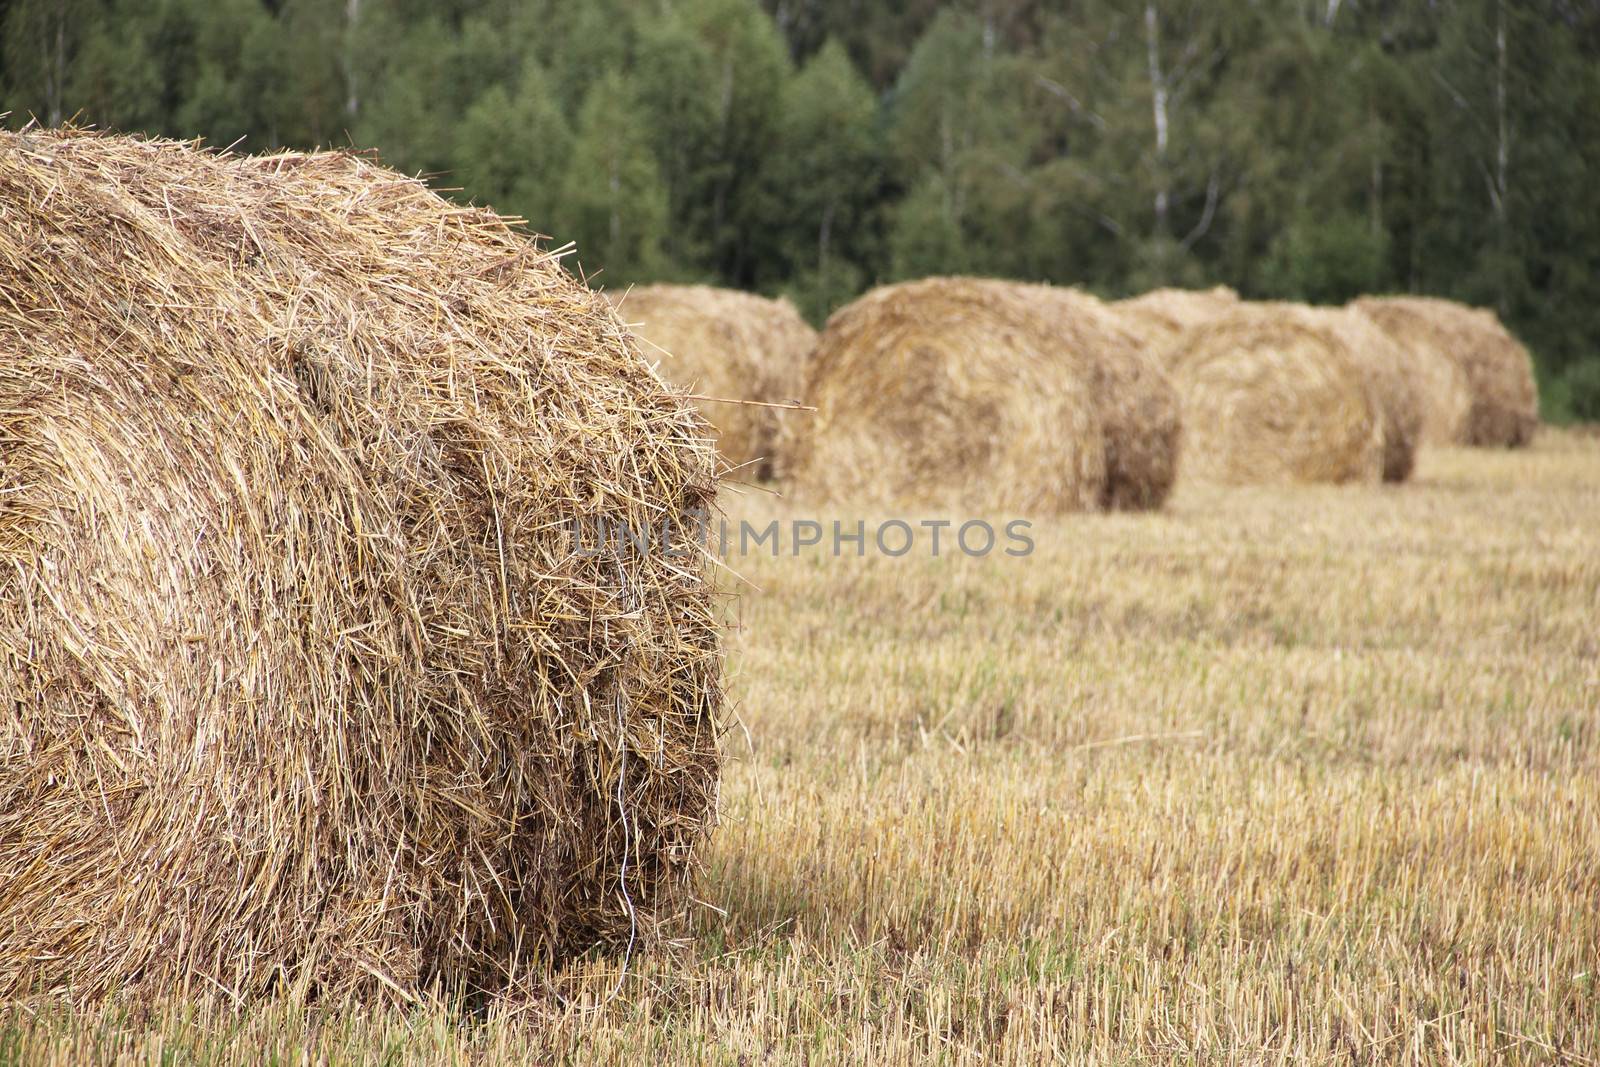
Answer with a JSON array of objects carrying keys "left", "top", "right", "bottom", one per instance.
[
  {"left": 1330, "top": 309, "right": 1423, "bottom": 482},
  {"left": 789, "top": 277, "right": 1107, "bottom": 514},
  {"left": 1168, "top": 303, "right": 1386, "bottom": 485},
  {"left": 610, "top": 284, "right": 817, "bottom": 481},
  {"left": 1351, "top": 296, "right": 1537, "bottom": 447},
  {"left": 1350, "top": 297, "right": 1473, "bottom": 446},
  {"left": 0, "top": 130, "right": 723, "bottom": 1004},
  {"left": 1006, "top": 282, "right": 1183, "bottom": 511},
  {"left": 1113, "top": 286, "right": 1241, "bottom": 368}
]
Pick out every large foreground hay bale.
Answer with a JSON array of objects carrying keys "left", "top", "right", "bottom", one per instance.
[
  {"left": 0, "top": 130, "right": 723, "bottom": 1004},
  {"left": 1351, "top": 296, "right": 1538, "bottom": 447},
  {"left": 610, "top": 284, "right": 816, "bottom": 480},
  {"left": 1113, "top": 286, "right": 1241, "bottom": 367},
  {"left": 1168, "top": 303, "right": 1387, "bottom": 485},
  {"left": 1006, "top": 282, "right": 1182, "bottom": 510},
  {"left": 789, "top": 278, "right": 1107, "bottom": 514}
]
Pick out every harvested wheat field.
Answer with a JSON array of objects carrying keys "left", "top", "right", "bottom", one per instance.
[
  {"left": 1112, "top": 285, "right": 1241, "bottom": 367},
  {"left": 6, "top": 430, "right": 1596, "bottom": 1064},
  {"left": 610, "top": 284, "right": 817, "bottom": 480},
  {"left": 1352, "top": 296, "right": 1539, "bottom": 448},
  {"left": 1167, "top": 303, "right": 1392, "bottom": 485},
  {"left": 788, "top": 277, "right": 1109, "bottom": 514},
  {"left": 0, "top": 130, "right": 723, "bottom": 1004}
]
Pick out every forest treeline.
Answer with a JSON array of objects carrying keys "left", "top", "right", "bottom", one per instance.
[{"left": 3, "top": 0, "right": 1598, "bottom": 415}]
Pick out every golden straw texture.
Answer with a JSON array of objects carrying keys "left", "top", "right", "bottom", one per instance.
[
  {"left": 1168, "top": 303, "right": 1386, "bottom": 485},
  {"left": 1007, "top": 282, "right": 1182, "bottom": 510},
  {"left": 1323, "top": 308, "right": 1421, "bottom": 482},
  {"left": 0, "top": 129, "right": 723, "bottom": 1005},
  {"left": 788, "top": 277, "right": 1107, "bottom": 514}
]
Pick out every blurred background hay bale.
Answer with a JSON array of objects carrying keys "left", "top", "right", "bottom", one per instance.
[
  {"left": 1007, "top": 282, "right": 1183, "bottom": 511},
  {"left": 1113, "top": 286, "right": 1242, "bottom": 368},
  {"left": 0, "top": 129, "right": 724, "bottom": 1004},
  {"left": 1167, "top": 303, "right": 1386, "bottom": 485},
  {"left": 1322, "top": 309, "right": 1422, "bottom": 482},
  {"left": 610, "top": 284, "right": 816, "bottom": 481},
  {"left": 1351, "top": 296, "right": 1538, "bottom": 448},
  {"left": 788, "top": 277, "right": 1107, "bottom": 514},
  {"left": 1350, "top": 297, "right": 1473, "bottom": 446}
]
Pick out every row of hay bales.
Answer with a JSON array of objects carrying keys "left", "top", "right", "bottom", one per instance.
[
  {"left": 616, "top": 278, "right": 1183, "bottom": 514},
  {"left": 616, "top": 279, "right": 1538, "bottom": 513},
  {"left": 0, "top": 129, "right": 724, "bottom": 1003},
  {"left": 1124, "top": 291, "right": 1537, "bottom": 484}
]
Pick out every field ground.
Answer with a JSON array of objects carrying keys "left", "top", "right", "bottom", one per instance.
[{"left": 4, "top": 433, "right": 1597, "bottom": 1064}]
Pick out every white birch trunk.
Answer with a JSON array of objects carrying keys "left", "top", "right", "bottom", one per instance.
[
  {"left": 1494, "top": 0, "right": 1510, "bottom": 308},
  {"left": 1145, "top": 3, "right": 1170, "bottom": 235},
  {"left": 344, "top": 0, "right": 362, "bottom": 120}
]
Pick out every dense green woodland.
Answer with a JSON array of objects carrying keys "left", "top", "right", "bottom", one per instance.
[{"left": 3, "top": 0, "right": 1598, "bottom": 416}]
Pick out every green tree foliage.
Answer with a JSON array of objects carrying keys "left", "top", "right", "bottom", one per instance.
[
  {"left": 4, "top": 0, "right": 100, "bottom": 126},
  {"left": 1563, "top": 358, "right": 1600, "bottom": 423},
  {"left": 632, "top": 5, "right": 722, "bottom": 272},
  {"left": 635, "top": 0, "right": 792, "bottom": 284},
  {"left": 885, "top": 8, "right": 1036, "bottom": 280},
  {"left": 762, "top": 39, "right": 881, "bottom": 320},
  {"left": 1028, "top": 0, "right": 1255, "bottom": 291},
  {"left": 559, "top": 71, "right": 670, "bottom": 287},
  {"left": 69, "top": 1, "right": 166, "bottom": 134},
  {"left": 175, "top": 0, "right": 288, "bottom": 146},
  {"left": 1, "top": 0, "right": 1595, "bottom": 403},
  {"left": 1419, "top": 0, "right": 1600, "bottom": 380},
  {"left": 761, "top": 0, "right": 944, "bottom": 86},
  {"left": 454, "top": 64, "right": 571, "bottom": 233}
]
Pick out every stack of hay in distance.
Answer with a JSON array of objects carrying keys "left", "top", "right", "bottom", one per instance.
[
  {"left": 610, "top": 284, "right": 817, "bottom": 480},
  {"left": 1011, "top": 282, "right": 1183, "bottom": 511},
  {"left": 788, "top": 277, "right": 1181, "bottom": 514},
  {"left": 0, "top": 129, "right": 724, "bottom": 1004},
  {"left": 1161, "top": 302, "right": 1420, "bottom": 485},
  {"left": 1113, "top": 286, "right": 1242, "bottom": 369},
  {"left": 1351, "top": 296, "right": 1539, "bottom": 448},
  {"left": 1115, "top": 290, "right": 1539, "bottom": 486}
]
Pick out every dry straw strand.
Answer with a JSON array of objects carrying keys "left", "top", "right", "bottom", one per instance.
[
  {"left": 0, "top": 129, "right": 724, "bottom": 1005},
  {"left": 609, "top": 284, "right": 817, "bottom": 481}
]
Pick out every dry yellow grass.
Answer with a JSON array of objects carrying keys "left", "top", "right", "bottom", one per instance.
[{"left": 4, "top": 432, "right": 1597, "bottom": 1063}]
